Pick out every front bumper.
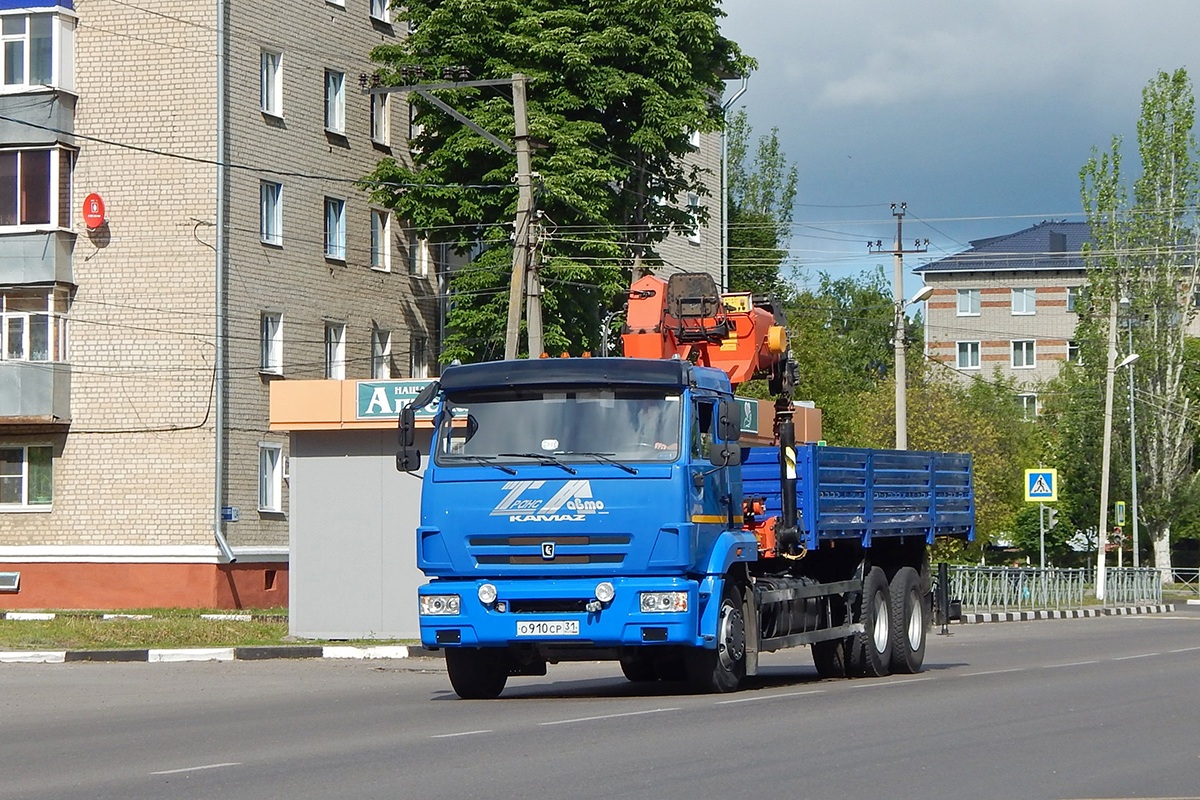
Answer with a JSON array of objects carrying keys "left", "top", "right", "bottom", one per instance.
[{"left": 418, "top": 577, "right": 705, "bottom": 649}]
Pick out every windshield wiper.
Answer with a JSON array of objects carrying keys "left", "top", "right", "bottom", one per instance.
[
  {"left": 497, "top": 452, "right": 578, "bottom": 475},
  {"left": 556, "top": 451, "right": 638, "bottom": 475},
  {"left": 441, "top": 455, "right": 517, "bottom": 475}
]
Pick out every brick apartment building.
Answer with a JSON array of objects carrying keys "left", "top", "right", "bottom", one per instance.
[{"left": 0, "top": 0, "right": 440, "bottom": 608}]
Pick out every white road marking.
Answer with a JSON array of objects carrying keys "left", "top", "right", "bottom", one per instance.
[
  {"left": 716, "top": 689, "right": 824, "bottom": 705},
  {"left": 1112, "top": 653, "right": 1160, "bottom": 661},
  {"left": 430, "top": 730, "right": 493, "bottom": 739},
  {"left": 961, "top": 668, "right": 1024, "bottom": 677},
  {"left": 1168, "top": 645, "right": 1200, "bottom": 653},
  {"left": 150, "top": 762, "right": 240, "bottom": 776},
  {"left": 540, "top": 707, "right": 679, "bottom": 726},
  {"left": 1044, "top": 660, "right": 1099, "bottom": 669}
]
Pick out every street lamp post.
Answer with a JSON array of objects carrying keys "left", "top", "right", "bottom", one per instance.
[
  {"left": 1123, "top": 343, "right": 1140, "bottom": 568},
  {"left": 895, "top": 283, "right": 935, "bottom": 450}
]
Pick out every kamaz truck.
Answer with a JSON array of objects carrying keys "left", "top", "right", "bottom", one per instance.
[{"left": 397, "top": 273, "right": 974, "bottom": 698}]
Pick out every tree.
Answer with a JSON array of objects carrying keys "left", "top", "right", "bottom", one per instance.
[
  {"left": 364, "top": 0, "right": 752, "bottom": 361},
  {"left": 1078, "top": 68, "right": 1200, "bottom": 581},
  {"left": 726, "top": 109, "right": 797, "bottom": 298}
]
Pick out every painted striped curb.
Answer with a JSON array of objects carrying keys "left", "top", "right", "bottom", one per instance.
[
  {"left": 0, "top": 644, "right": 438, "bottom": 665},
  {"left": 960, "top": 604, "right": 1175, "bottom": 624},
  {"left": 3, "top": 611, "right": 286, "bottom": 622}
]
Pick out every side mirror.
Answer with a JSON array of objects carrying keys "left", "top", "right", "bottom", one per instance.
[
  {"left": 398, "top": 405, "right": 416, "bottom": 448},
  {"left": 396, "top": 447, "right": 422, "bottom": 473},
  {"left": 717, "top": 399, "right": 741, "bottom": 442}
]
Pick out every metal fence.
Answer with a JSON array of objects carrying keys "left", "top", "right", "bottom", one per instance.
[
  {"left": 1171, "top": 567, "right": 1199, "bottom": 597},
  {"left": 943, "top": 566, "right": 1162, "bottom": 614}
]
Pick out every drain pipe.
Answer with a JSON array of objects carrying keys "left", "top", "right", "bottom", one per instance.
[{"left": 213, "top": 0, "right": 235, "bottom": 564}]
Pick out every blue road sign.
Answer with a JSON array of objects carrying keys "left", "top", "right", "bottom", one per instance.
[{"left": 1025, "top": 468, "right": 1058, "bottom": 502}]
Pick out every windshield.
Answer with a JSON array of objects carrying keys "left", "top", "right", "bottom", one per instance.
[{"left": 434, "top": 387, "right": 683, "bottom": 465}]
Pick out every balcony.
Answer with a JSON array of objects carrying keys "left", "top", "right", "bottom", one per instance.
[{"left": 0, "top": 361, "right": 70, "bottom": 423}]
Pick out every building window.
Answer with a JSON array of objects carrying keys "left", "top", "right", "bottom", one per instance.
[
  {"left": 325, "top": 69, "right": 345, "bottom": 134},
  {"left": 260, "top": 312, "right": 282, "bottom": 374},
  {"left": 258, "top": 443, "right": 282, "bottom": 513},
  {"left": 260, "top": 49, "right": 282, "bottom": 116},
  {"left": 1067, "top": 286, "right": 1082, "bottom": 313},
  {"left": 1067, "top": 340, "right": 1080, "bottom": 363},
  {"left": 687, "top": 129, "right": 700, "bottom": 149},
  {"left": 686, "top": 193, "right": 700, "bottom": 244},
  {"left": 2, "top": 13, "right": 70, "bottom": 90},
  {"left": 0, "top": 444, "right": 52, "bottom": 508},
  {"left": 1011, "top": 287, "right": 1036, "bottom": 315},
  {"left": 371, "top": 210, "right": 390, "bottom": 271},
  {"left": 956, "top": 341, "right": 980, "bottom": 370},
  {"left": 1012, "top": 339, "right": 1036, "bottom": 368},
  {"left": 260, "top": 181, "right": 282, "bottom": 246},
  {"left": 0, "top": 147, "right": 74, "bottom": 228},
  {"left": 370, "top": 0, "right": 391, "bottom": 24},
  {"left": 1, "top": 292, "right": 67, "bottom": 362},
  {"left": 410, "top": 335, "right": 428, "bottom": 379},
  {"left": 372, "top": 328, "right": 392, "bottom": 379},
  {"left": 370, "top": 91, "right": 390, "bottom": 145},
  {"left": 408, "top": 235, "right": 432, "bottom": 276},
  {"left": 324, "top": 321, "right": 345, "bottom": 379},
  {"left": 408, "top": 103, "right": 424, "bottom": 154},
  {"left": 1017, "top": 393, "right": 1038, "bottom": 420},
  {"left": 956, "top": 288, "right": 980, "bottom": 316},
  {"left": 324, "top": 197, "right": 346, "bottom": 260}
]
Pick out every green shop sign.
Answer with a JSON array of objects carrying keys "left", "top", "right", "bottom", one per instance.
[{"left": 356, "top": 380, "right": 439, "bottom": 420}]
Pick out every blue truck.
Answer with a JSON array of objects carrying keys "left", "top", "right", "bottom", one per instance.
[{"left": 396, "top": 274, "right": 974, "bottom": 698}]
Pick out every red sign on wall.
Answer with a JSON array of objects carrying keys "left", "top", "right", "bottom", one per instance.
[{"left": 82, "top": 193, "right": 105, "bottom": 229}]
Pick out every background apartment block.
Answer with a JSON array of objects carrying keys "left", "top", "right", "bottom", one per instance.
[{"left": 0, "top": 0, "right": 439, "bottom": 608}]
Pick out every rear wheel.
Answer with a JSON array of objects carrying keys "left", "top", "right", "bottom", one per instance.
[
  {"left": 445, "top": 648, "right": 508, "bottom": 699},
  {"left": 889, "top": 566, "right": 928, "bottom": 674},
  {"left": 685, "top": 580, "right": 747, "bottom": 693},
  {"left": 848, "top": 566, "right": 892, "bottom": 677}
]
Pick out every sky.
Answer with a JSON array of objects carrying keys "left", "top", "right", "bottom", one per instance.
[{"left": 719, "top": 0, "right": 1200, "bottom": 293}]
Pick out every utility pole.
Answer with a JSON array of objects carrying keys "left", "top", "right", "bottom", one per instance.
[
  {"left": 1096, "top": 292, "right": 1120, "bottom": 600},
  {"left": 870, "top": 203, "right": 928, "bottom": 450}
]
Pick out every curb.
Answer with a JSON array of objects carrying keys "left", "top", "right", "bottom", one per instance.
[
  {"left": 2, "top": 611, "right": 287, "bottom": 623},
  {"left": 0, "top": 644, "right": 441, "bottom": 665},
  {"left": 959, "top": 604, "right": 1175, "bottom": 624}
]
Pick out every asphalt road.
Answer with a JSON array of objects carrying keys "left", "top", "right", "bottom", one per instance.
[{"left": 2, "top": 608, "right": 1198, "bottom": 800}]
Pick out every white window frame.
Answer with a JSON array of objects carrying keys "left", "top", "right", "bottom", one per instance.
[
  {"left": 0, "top": 145, "right": 72, "bottom": 230},
  {"left": 686, "top": 193, "right": 701, "bottom": 244},
  {"left": 258, "top": 442, "right": 283, "bottom": 513},
  {"left": 370, "top": 0, "right": 391, "bottom": 24},
  {"left": 408, "top": 102, "right": 424, "bottom": 154},
  {"left": 409, "top": 236, "right": 432, "bottom": 277},
  {"left": 2, "top": 13, "right": 72, "bottom": 93},
  {"left": 324, "top": 197, "right": 346, "bottom": 261},
  {"left": 372, "top": 328, "right": 392, "bottom": 379},
  {"left": 956, "top": 288, "right": 980, "bottom": 316},
  {"left": 324, "top": 69, "right": 345, "bottom": 134},
  {"left": 371, "top": 209, "right": 391, "bottom": 271},
  {"left": 410, "top": 334, "right": 428, "bottom": 379},
  {"left": 956, "top": 341, "right": 980, "bottom": 370},
  {"left": 260, "top": 311, "right": 282, "bottom": 375},
  {"left": 0, "top": 292, "right": 66, "bottom": 362},
  {"left": 687, "top": 129, "right": 700, "bottom": 149},
  {"left": 1012, "top": 339, "right": 1036, "bottom": 369},
  {"left": 260, "top": 180, "right": 282, "bottom": 246},
  {"left": 260, "top": 49, "right": 282, "bottom": 116},
  {"left": 1011, "top": 287, "right": 1036, "bottom": 315},
  {"left": 0, "top": 444, "right": 52, "bottom": 510},
  {"left": 1017, "top": 393, "right": 1038, "bottom": 420},
  {"left": 370, "top": 91, "right": 390, "bottom": 145},
  {"left": 1067, "top": 340, "right": 1080, "bottom": 363},
  {"left": 1067, "top": 286, "right": 1081, "bottom": 313},
  {"left": 324, "top": 321, "right": 346, "bottom": 379}
]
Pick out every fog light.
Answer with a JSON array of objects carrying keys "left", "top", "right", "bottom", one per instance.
[
  {"left": 419, "top": 594, "right": 461, "bottom": 615},
  {"left": 640, "top": 591, "right": 688, "bottom": 613},
  {"left": 595, "top": 581, "right": 615, "bottom": 604},
  {"left": 478, "top": 583, "right": 498, "bottom": 604}
]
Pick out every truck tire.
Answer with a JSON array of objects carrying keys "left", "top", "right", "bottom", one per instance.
[
  {"left": 619, "top": 650, "right": 659, "bottom": 682},
  {"left": 685, "top": 580, "right": 746, "bottom": 693},
  {"left": 889, "top": 566, "right": 927, "bottom": 674},
  {"left": 811, "top": 638, "right": 848, "bottom": 678},
  {"left": 848, "top": 566, "right": 892, "bottom": 678},
  {"left": 445, "top": 648, "right": 508, "bottom": 699}
]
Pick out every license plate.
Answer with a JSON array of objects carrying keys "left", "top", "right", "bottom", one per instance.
[{"left": 516, "top": 619, "right": 579, "bottom": 636}]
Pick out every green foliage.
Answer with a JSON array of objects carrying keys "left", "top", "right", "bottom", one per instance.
[
  {"left": 726, "top": 109, "right": 797, "bottom": 299},
  {"left": 365, "top": 0, "right": 753, "bottom": 361}
]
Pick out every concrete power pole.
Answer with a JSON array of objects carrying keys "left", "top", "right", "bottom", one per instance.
[
  {"left": 870, "top": 203, "right": 928, "bottom": 450},
  {"left": 503, "top": 74, "right": 538, "bottom": 360}
]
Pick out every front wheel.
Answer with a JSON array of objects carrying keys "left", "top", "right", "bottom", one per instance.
[
  {"left": 889, "top": 566, "right": 928, "bottom": 674},
  {"left": 445, "top": 648, "right": 508, "bottom": 699},
  {"left": 685, "top": 580, "right": 747, "bottom": 693}
]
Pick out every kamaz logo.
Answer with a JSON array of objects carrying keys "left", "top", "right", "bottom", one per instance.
[
  {"left": 491, "top": 480, "right": 607, "bottom": 523},
  {"left": 541, "top": 541, "right": 555, "bottom": 559}
]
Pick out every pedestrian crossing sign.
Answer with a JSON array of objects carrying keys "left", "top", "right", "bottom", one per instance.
[{"left": 1025, "top": 468, "right": 1058, "bottom": 502}]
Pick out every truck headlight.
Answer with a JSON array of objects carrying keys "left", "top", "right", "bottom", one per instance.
[
  {"left": 640, "top": 591, "right": 688, "bottom": 613},
  {"left": 477, "top": 583, "right": 498, "bottom": 604},
  {"left": 419, "top": 594, "right": 461, "bottom": 615},
  {"left": 595, "top": 581, "right": 615, "bottom": 604}
]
